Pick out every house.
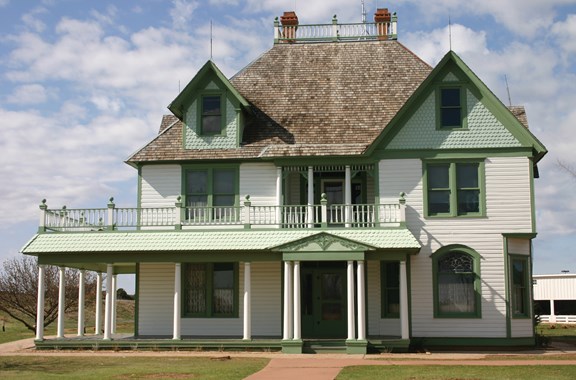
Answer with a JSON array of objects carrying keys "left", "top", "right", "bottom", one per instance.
[
  {"left": 534, "top": 274, "right": 576, "bottom": 324},
  {"left": 21, "top": 9, "right": 547, "bottom": 354}
]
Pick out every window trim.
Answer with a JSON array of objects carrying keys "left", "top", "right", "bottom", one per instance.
[
  {"left": 380, "top": 261, "right": 400, "bottom": 319},
  {"left": 197, "top": 92, "right": 226, "bottom": 136},
  {"left": 510, "top": 255, "right": 531, "bottom": 319},
  {"left": 432, "top": 245, "right": 482, "bottom": 319},
  {"left": 436, "top": 85, "right": 468, "bottom": 130},
  {"left": 183, "top": 165, "right": 239, "bottom": 207},
  {"left": 181, "top": 262, "right": 239, "bottom": 318},
  {"left": 423, "top": 159, "right": 486, "bottom": 218}
]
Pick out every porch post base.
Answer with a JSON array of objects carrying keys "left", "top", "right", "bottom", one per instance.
[
  {"left": 281, "top": 339, "right": 303, "bottom": 354},
  {"left": 346, "top": 339, "right": 368, "bottom": 354}
]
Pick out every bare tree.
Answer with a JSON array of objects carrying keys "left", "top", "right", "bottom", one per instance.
[
  {"left": 557, "top": 159, "right": 576, "bottom": 179},
  {"left": 0, "top": 256, "right": 96, "bottom": 332}
]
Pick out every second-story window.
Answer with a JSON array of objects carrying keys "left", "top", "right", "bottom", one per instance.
[
  {"left": 185, "top": 167, "right": 238, "bottom": 221},
  {"left": 201, "top": 95, "right": 222, "bottom": 135}
]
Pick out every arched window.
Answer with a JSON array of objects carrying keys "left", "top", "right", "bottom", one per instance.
[{"left": 432, "top": 245, "right": 481, "bottom": 318}]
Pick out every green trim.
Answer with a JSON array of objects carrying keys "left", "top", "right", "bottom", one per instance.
[
  {"left": 411, "top": 336, "right": 535, "bottom": 347},
  {"left": 282, "top": 251, "right": 365, "bottom": 261},
  {"left": 503, "top": 236, "right": 511, "bottom": 338},
  {"left": 423, "top": 159, "right": 486, "bottom": 218},
  {"left": 136, "top": 165, "right": 142, "bottom": 231},
  {"left": 431, "top": 244, "right": 482, "bottom": 318},
  {"left": 376, "top": 148, "right": 534, "bottom": 160},
  {"left": 529, "top": 162, "right": 537, "bottom": 233},
  {"left": 380, "top": 261, "right": 400, "bottom": 318},
  {"left": 168, "top": 60, "right": 249, "bottom": 120},
  {"left": 134, "top": 263, "right": 140, "bottom": 337},
  {"left": 181, "top": 262, "right": 239, "bottom": 318},
  {"left": 367, "top": 51, "right": 547, "bottom": 163},
  {"left": 346, "top": 339, "right": 368, "bottom": 354},
  {"left": 502, "top": 233, "right": 537, "bottom": 239},
  {"left": 365, "top": 251, "right": 415, "bottom": 261},
  {"left": 272, "top": 157, "right": 377, "bottom": 166},
  {"left": 436, "top": 85, "right": 468, "bottom": 130},
  {"left": 281, "top": 339, "right": 303, "bottom": 354}
]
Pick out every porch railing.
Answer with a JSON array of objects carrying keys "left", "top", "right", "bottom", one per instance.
[{"left": 38, "top": 193, "right": 407, "bottom": 232}]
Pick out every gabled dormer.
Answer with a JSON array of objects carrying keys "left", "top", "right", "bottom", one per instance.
[{"left": 168, "top": 60, "right": 250, "bottom": 150}]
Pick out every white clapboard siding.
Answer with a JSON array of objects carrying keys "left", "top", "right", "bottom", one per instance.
[
  {"left": 379, "top": 157, "right": 534, "bottom": 338},
  {"left": 367, "top": 260, "right": 400, "bottom": 336},
  {"left": 140, "top": 165, "right": 182, "bottom": 208},
  {"left": 139, "top": 263, "right": 174, "bottom": 335},
  {"left": 534, "top": 275, "right": 576, "bottom": 300},
  {"left": 240, "top": 163, "right": 277, "bottom": 205},
  {"left": 511, "top": 319, "right": 533, "bottom": 337},
  {"left": 251, "top": 262, "right": 282, "bottom": 336}
]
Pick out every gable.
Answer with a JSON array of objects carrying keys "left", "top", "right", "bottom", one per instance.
[
  {"left": 368, "top": 51, "right": 547, "bottom": 162},
  {"left": 272, "top": 232, "right": 375, "bottom": 253}
]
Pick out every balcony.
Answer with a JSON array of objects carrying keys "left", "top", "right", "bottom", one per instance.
[{"left": 37, "top": 194, "right": 407, "bottom": 232}]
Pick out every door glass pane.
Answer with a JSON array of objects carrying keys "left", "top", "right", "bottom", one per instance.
[
  {"left": 213, "top": 263, "right": 234, "bottom": 314},
  {"left": 322, "top": 274, "right": 342, "bottom": 300}
]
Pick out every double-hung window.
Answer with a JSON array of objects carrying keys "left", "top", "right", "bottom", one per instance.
[
  {"left": 185, "top": 167, "right": 238, "bottom": 222},
  {"left": 511, "top": 256, "right": 530, "bottom": 318},
  {"left": 433, "top": 246, "right": 481, "bottom": 318},
  {"left": 438, "top": 87, "right": 466, "bottom": 129},
  {"left": 425, "top": 161, "right": 484, "bottom": 217},
  {"left": 381, "top": 261, "right": 400, "bottom": 318},
  {"left": 201, "top": 95, "right": 222, "bottom": 135},
  {"left": 183, "top": 263, "right": 237, "bottom": 317}
]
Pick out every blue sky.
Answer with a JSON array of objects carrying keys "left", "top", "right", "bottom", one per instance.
[{"left": 1, "top": 0, "right": 575, "bottom": 292}]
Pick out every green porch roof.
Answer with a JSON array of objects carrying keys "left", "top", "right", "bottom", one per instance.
[{"left": 21, "top": 229, "right": 420, "bottom": 254}]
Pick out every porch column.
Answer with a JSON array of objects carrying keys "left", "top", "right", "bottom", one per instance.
[
  {"left": 307, "top": 166, "right": 314, "bottom": 226},
  {"left": 276, "top": 167, "right": 282, "bottom": 226},
  {"left": 356, "top": 261, "right": 366, "bottom": 340},
  {"left": 283, "top": 261, "right": 293, "bottom": 340},
  {"left": 243, "top": 262, "right": 252, "bottom": 340},
  {"left": 35, "top": 265, "right": 46, "bottom": 341},
  {"left": 173, "top": 263, "right": 181, "bottom": 340},
  {"left": 57, "top": 266, "right": 65, "bottom": 339},
  {"left": 104, "top": 264, "right": 113, "bottom": 340},
  {"left": 347, "top": 261, "right": 356, "bottom": 340},
  {"left": 550, "top": 300, "right": 556, "bottom": 323},
  {"left": 95, "top": 272, "right": 103, "bottom": 335},
  {"left": 111, "top": 274, "right": 117, "bottom": 334},
  {"left": 77, "top": 270, "right": 86, "bottom": 336},
  {"left": 345, "top": 165, "right": 352, "bottom": 227},
  {"left": 400, "top": 260, "right": 409, "bottom": 340},
  {"left": 293, "top": 261, "right": 301, "bottom": 340}
]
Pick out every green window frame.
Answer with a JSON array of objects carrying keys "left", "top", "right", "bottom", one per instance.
[
  {"left": 381, "top": 261, "right": 400, "bottom": 318},
  {"left": 199, "top": 94, "right": 225, "bottom": 136},
  {"left": 182, "top": 262, "right": 238, "bottom": 318},
  {"left": 437, "top": 86, "right": 467, "bottom": 129},
  {"left": 424, "top": 160, "right": 485, "bottom": 218},
  {"left": 432, "top": 245, "right": 481, "bottom": 318},
  {"left": 184, "top": 166, "right": 239, "bottom": 221},
  {"left": 510, "top": 256, "right": 530, "bottom": 318}
]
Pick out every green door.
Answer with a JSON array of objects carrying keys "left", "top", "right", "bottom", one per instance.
[{"left": 301, "top": 262, "right": 347, "bottom": 338}]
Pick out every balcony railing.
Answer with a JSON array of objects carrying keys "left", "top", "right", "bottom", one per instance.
[{"left": 38, "top": 194, "right": 407, "bottom": 232}]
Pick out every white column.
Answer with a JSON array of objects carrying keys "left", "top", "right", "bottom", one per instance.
[
  {"left": 400, "top": 260, "right": 409, "bottom": 340},
  {"left": 35, "top": 265, "right": 46, "bottom": 341},
  {"left": 276, "top": 167, "right": 283, "bottom": 226},
  {"left": 173, "top": 263, "right": 181, "bottom": 340},
  {"left": 111, "top": 274, "right": 117, "bottom": 334},
  {"left": 347, "top": 261, "right": 356, "bottom": 340},
  {"left": 57, "top": 266, "right": 65, "bottom": 339},
  {"left": 356, "top": 261, "right": 366, "bottom": 340},
  {"left": 307, "top": 166, "right": 314, "bottom": 226},
  {"left": 243, "top": 262, "right": 252, "bottom": 340},
  {"left": 345, "top": 165, "right": 352, "bottom": 227},
  {"left": 95, "top": 272, "right": 103, "bottom": 335},
  {"left": 283, "top": 261, "right": 293, "bottom": 340},
  {"left": 77, "top": 270, "right": 86, "bottom": 337},
  {"left": 293, "top": 261, "right": 301, "bottom": 340},
  {"left": 104, "top": 264, "right": 113, "bottom": 340},
  {"left": 550, "top": 299, "right": 556, "bottom": 323}
]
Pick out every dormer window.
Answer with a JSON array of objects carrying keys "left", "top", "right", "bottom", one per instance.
[
  {"left": 438, "top": 87, "right": 466, "bottom": 129},
  {"left": 201, "top": 95, "right": 222, "bottom": 135}
]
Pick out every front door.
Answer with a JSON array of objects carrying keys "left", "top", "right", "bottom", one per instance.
[{"left": 301, "top": 262, "right": 347, "bottom": 338}]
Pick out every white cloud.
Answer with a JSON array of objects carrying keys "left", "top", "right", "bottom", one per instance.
[
  {"left": 7, "top": 84, "right": 49, "bottom": 104},
  {"left": 551, "top": 13, "right": 576, "bottom": 55},
  {"left": 0, "top": 0, "right": 9, "bottom": 7},
  {"left": 170, "top": 0, "right": 199, "bottom": 30},
  {"left": 21, "top": 7, "right": 47, "bottom": 33}
]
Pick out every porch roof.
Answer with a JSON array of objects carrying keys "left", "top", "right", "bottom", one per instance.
[{"left": 21, "top": 228, "right": 420, "bottom": 254}]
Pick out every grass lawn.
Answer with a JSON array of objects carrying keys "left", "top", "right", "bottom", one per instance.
[
  {"left": 537, "top": 323, "right": 576, "bottom": 345},
  {"left": 0, "top": 356, "right": 269, "bottom": 380},
  {"left": 336, "top": 365, "right": 576, "bottom": 380}
]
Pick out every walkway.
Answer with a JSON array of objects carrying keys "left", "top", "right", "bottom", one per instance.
[{"left": 2, "top": 338, "right": 576, "bottom": 380}]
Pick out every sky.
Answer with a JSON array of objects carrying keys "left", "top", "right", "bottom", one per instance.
[{"left": 0, "top": 0, "right": 575, "bottom": 293}]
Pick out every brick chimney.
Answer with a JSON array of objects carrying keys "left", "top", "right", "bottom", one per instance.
[
  {"left": 374, "top": 8, "right": 391, "bottom": 40},
  {"left": 280, "top": 11, "right": 299, "bottom": 43}
]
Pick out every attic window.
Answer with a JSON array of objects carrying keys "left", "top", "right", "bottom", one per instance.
[
  {"left": 438, "top": 87, "right": 465, "bottom": 129},
  {"left": 201, "top": 95, "right": 222, "bottom": 135}
]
